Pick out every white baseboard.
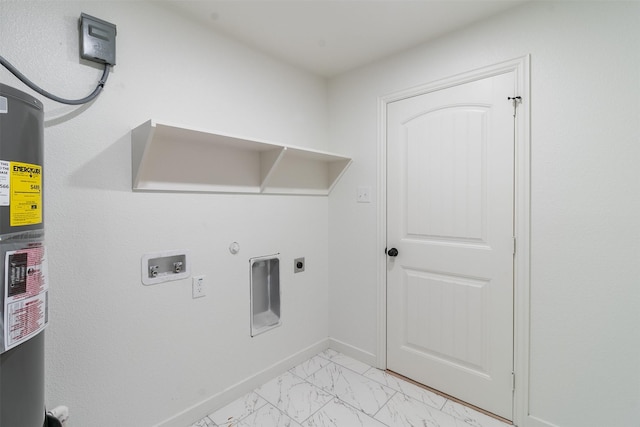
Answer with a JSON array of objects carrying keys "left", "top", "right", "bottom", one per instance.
[
  {"left": 327, "top": 337, "right": 377, "bottom": 367},
  {"left": 522, "top": 415, "right": 560, "bottom": 427},
  {"left": 154, "top": 338, "right": 330, "bottom": 427}
]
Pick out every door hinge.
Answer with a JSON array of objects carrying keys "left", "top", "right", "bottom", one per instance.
[{"left": 508, "top": 96, "right": 522, "bottom": 117}]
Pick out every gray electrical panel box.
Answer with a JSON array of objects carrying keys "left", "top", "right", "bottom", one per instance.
[{"left": 80, "top": 13, "right": 117, "bottom": 65}]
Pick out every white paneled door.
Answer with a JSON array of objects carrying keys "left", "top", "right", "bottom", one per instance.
[{"left": 386, "top": 71, "right": 515, "bottom": 420}]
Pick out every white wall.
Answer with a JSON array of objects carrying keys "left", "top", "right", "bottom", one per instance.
[
  {"left": 1, "top": 2, "right": 330, "bottom": 426},
  {"left": 328, "top": 2, "right": 640, "bottom": 426}
]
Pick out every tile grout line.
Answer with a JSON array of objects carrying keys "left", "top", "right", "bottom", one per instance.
[
  {"left": 292, "top": 356, "right": 345, "bottom": 425},
  {"left": 298, "top": 394, "right": 334, "bottom": 425},
  {"left": 322, "top": 358, "right": 373, "bottom": 377},
  {"left": 245, "top": 393, "right": 276, "bottom": 425},
  {"left": 299, "top": 359, "right": 370, "bottom": 424},
  {"left": 306, "top": 359, "right": 396, "bottom": 426},
  {"left": 370, "top": 389, "right": 397, "bottom": 427},
  {"left": 360, "top": 366, "right": 448, "bottom": 414},
  {"left": 299, "top": 369, "right": 338, "bottom": 424},
  {"left": 284, "top": 367, "right": 340, "bottom": 425}
]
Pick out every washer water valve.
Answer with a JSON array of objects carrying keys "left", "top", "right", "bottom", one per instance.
[
  {"left": 173, "top": 261, "right": 183, "bottom": 273},
  {"left": 149, "top": 265, "right": 159, "bottom": 278},
  {"left": 141, "top": 250, "right": 190, "bottom": 285}
]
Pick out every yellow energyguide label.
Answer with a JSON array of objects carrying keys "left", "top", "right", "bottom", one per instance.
[{"left": 10, "top": 161, "right": 42, "bottom": 226}]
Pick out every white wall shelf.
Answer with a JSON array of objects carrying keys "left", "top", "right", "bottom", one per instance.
[{"left": 131, "top": 120, "right": 351, "bottom": 195}]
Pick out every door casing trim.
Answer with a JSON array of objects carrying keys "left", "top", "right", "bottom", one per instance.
[{"left": 376, "top": 55, "right": 530, "bottom": 426}]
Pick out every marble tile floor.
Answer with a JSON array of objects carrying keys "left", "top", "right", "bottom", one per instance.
[{"left": 189, "top": 349, "right": 511, "bottom": 427}]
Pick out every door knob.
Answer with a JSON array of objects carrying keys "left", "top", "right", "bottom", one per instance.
[{"left": 387, "top": 247, "right": 399, "bottom": 257}]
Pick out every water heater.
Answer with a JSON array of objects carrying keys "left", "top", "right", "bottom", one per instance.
[{"left": 0, "top": 83, "right": 47, "bottom": 427}]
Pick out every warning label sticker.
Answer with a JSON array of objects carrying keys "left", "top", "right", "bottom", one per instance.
[
  {"left": 2, "top": 245, "right": 49, "bottom": 352},
  {"left": 10, "top": 161, "right": 42, "bottom": 226},
  {"left": 0, "top": 160, "right": 9, "bottom": 206}
]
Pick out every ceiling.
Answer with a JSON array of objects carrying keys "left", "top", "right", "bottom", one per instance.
[{"left": 164, "top": 0, "right": 527, "bottom": 77}]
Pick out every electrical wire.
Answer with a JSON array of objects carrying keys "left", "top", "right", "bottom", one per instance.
[{"left": 0, "top": 54, "right": 110, "bottom": 105}]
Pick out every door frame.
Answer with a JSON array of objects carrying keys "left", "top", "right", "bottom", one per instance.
[{"left": 376, "top": 56, "right": 530, "bottom": 426}]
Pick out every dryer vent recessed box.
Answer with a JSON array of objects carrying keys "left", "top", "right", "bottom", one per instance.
[
  {"left": 80, "top": 13, "right": 117, "bottom": 65},
  {"left": 250, "top": 255, "right": 281, "bottom": 337}
]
